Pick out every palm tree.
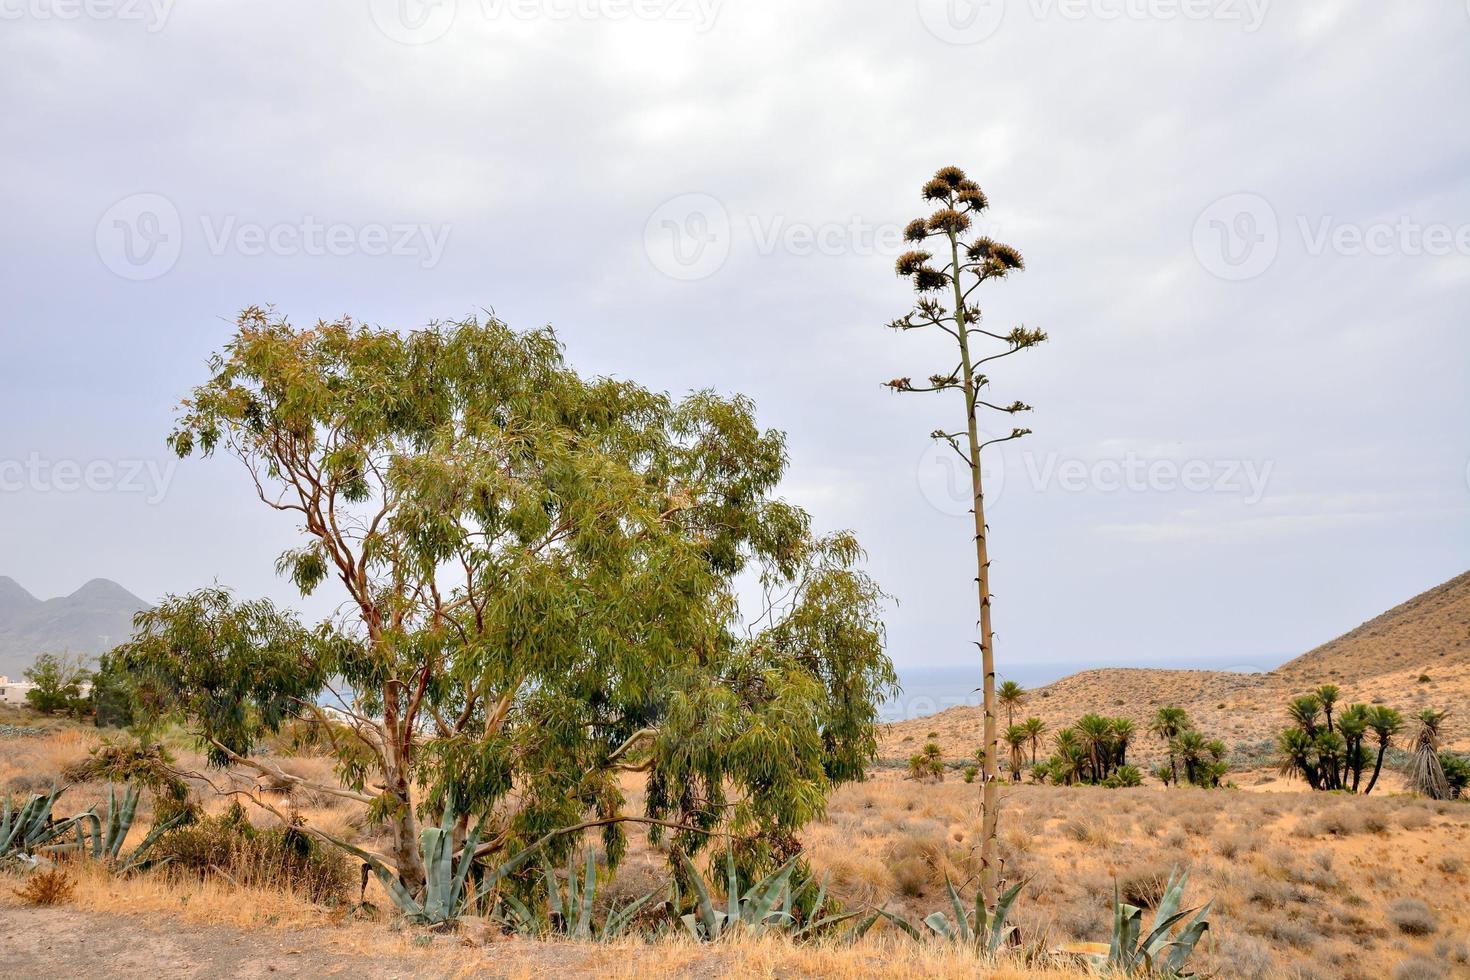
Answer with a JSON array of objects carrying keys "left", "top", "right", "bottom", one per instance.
[
  {"left": 1362, "top": 705, "right": 1404, "bottom": 795},
  {"left": 1406, "top": 709, "right": 1451, "bottom": 800},
  {"left": 1337, "top": 703, "right": 1370, "bottom": 791},
  {"left": 1277, "top": 727, "right": 1320, "bottom": 789},
  {"left": 1052, "top": 727, "right": 1081, "bottom": 786},
  {"left": 1003, "top": 724, "right": 1029, "bottom": 782},
  {"left": 1111, "top": 718, "right": 1137, "bottom": 769},
  {"left": 1077, "top": 713, "right": 1114, "bottom": 783},
  {"left": 1174, "top": 730, "right": 1208, "bottom": 786},
  {"left": 1022, "top": 716, "right": 1047, "bottom": 766},
  {"left": 997, "top": 680, "right": 1026, "bottom": 729},
  {"left": 1314, "top": 684, "right": 1341, "bottom": 734},
  {"left": 1150, "top": 706, "right": 1190, "bottom": 785},
  {"left": 1287, "top": 694, "right": 1322, "bottom": 736}
]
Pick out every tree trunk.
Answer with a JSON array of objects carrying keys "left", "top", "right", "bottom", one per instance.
[
  {"left": 1363, "top": 741, "right": 1388, "bottom": 795},
  {"left": 950, "top": 231, "right": 999, "bottom": 911},
  {"left": 382, "top": 696, "right": 426, "bottom": 896}
]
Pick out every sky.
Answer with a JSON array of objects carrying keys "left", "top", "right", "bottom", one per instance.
[{"left": 1, "top": 0, "right": 1466, "bottom": 700}]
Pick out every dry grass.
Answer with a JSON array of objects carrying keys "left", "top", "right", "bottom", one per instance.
[{"left": 12, "top": 868, "right": 76, "bottom": 905}]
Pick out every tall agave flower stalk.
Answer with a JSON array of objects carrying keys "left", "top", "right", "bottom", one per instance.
[{"left": 885, "top": 166, "right": 1046, "bottom": 907}]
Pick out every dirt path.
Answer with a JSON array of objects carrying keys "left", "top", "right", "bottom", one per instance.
[{"left": 0, "top": 906, "right": 622, "bottom": 979}]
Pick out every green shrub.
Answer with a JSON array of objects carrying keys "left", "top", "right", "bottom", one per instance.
[{"left": 150, "top": 804, "right": 352, "bottom": 904}]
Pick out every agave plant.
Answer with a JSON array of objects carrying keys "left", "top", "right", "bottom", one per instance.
[
  {"left": 328, "top": 796, "right": 540, "bottom": 926},
  {"left": 1058, "top": 867, "right": 1210, "bottom": 977},
  {"left": 1, "top": 789, "right": 81, "bottom": 860},
  {"left": 877, "top": 876, "right": 1025, "bottom": 956},
  {"left": 516, "top": 848, "right": 660, "bottom": 940},
  {"left": 3, "top": 784, "right": 176, "bottom": 871},
  {"left": 674, "top": 847, "right": 860, "bottom": 941},
  {"left": 68, "top": 783, "right": 184, "bottom": 871}
]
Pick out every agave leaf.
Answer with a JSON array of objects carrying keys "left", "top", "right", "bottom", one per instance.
[
  {"left": 604, "top": 888, "right": 658, "bottom": 939},
  {"left": 877, "top": 908, "right": 924, "bottom": 941},
  {"left": 843, "top": 908, "right": 883, "bottom": 944},
  {"left": 944, "top": 874, "right": 971, "bottom": 943},
  {"left": 543, "top": 859, "right": 565, "bottom": 923},
  {"left": 1056, "top": 940, "right": 1110, "bottom": 966},
  {"left": 923, "top": 910, "right": 954, "bottom": 939},
  {"left": 987, "top": 878, "right": 1028, "bottom": 955},
  {"left": 744, "top": 856, "right": 801, "bottom": 927},
  {"left": 678, "top": 851, "right": 722, "bottom": 939},
  {"left": 726, "top": 846, "right": 739, "bottom": 925},
  {"left": 575, "top": 850, "right": 597, "bottom": 940},
  {"left": 1164, "top": 902, "right": 1212, "bottom": 974}
]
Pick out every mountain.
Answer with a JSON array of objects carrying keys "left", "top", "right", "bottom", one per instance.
[
  {"left": 882, "top": 570, "right": 1470, "bottom": 765},
  {"left": 0, "top": 577, "right": 151, "bottom": 679}
]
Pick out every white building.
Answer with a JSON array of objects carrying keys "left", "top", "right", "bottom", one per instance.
[{"left": 0, "top": 676, "right": 39, "bottom": 705}]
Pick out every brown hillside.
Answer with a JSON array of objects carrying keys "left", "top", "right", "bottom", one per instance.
[{"left": 883, "top": 570, "right": 1470, "bottom": 769}]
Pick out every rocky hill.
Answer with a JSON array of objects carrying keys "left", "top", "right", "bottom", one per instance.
[
  {"left": 882, "top": 570, "right": 1470, "bottom": 767},
  {"left": 0, "top": 577, "right": 149, "bottom": 679}
]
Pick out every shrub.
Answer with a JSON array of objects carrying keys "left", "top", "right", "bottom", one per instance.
[
  {"left": 1394, "top": 957, "right": 1446, "bottom": 980},
  {"left": 1387, "top": 897, "right": 1437, "bottom": 936},
  {"left": 13, "top": 869, "right": 75, "bottom": 906},
  {"left": 1117, "top": 862, "right": 1173, "bottom": 908},
  {"left": 892, "top": 856, "right": 928, "bottom": 898},
  {"left": 962, "top": 765, "right": 977, "bottom": 783},
  {"left": 150, "top": 804, "right": 352, "bottom": 904}
]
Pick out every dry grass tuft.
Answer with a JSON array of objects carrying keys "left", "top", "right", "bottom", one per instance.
[{"left": 13, "top": 868, "right": 76, "bottom": 906}]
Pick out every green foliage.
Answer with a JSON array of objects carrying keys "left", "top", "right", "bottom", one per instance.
[
  {"left": 908, "top": 742, "right": 945, "bottom": 781},
  {"left": 1040, "top": 711, "right": 1222, "bottom": 789},
  {"left": 1439, "top": 751, "right": 1469, "bottom": 798},
  {"left": 116, "top": 309, "right": 898, "bottom": 893},
  {"left": 1278, "top": 687, "right": 1411, "bottom": 795},
  {"left": 22, "top": 654, "right": 92, "bottom": 717},
  {"left": 1059, "top": 867, "right": 1211, "bottom": 977},
  {"left": 152, "top": 803, "right": 353, "bottom": 904},
  {"left": 89, "top": 652, "right": 136, "bottom": 729}
]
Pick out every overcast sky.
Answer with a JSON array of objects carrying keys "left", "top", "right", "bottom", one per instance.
[{"left": 1, "top": 0, "right": 1466, "bottom": 685}]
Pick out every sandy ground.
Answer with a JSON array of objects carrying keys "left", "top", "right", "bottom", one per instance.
[{"left": 0, "top": 906, "right": 627, "bottom": 980}]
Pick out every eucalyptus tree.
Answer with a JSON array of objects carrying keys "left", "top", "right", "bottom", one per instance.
[
  {"left": 117, "top": 308, "right": 897, "bottom": 897},
  {"left": 884, "top": 166, "right": 1045, "bottom": 907}
]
